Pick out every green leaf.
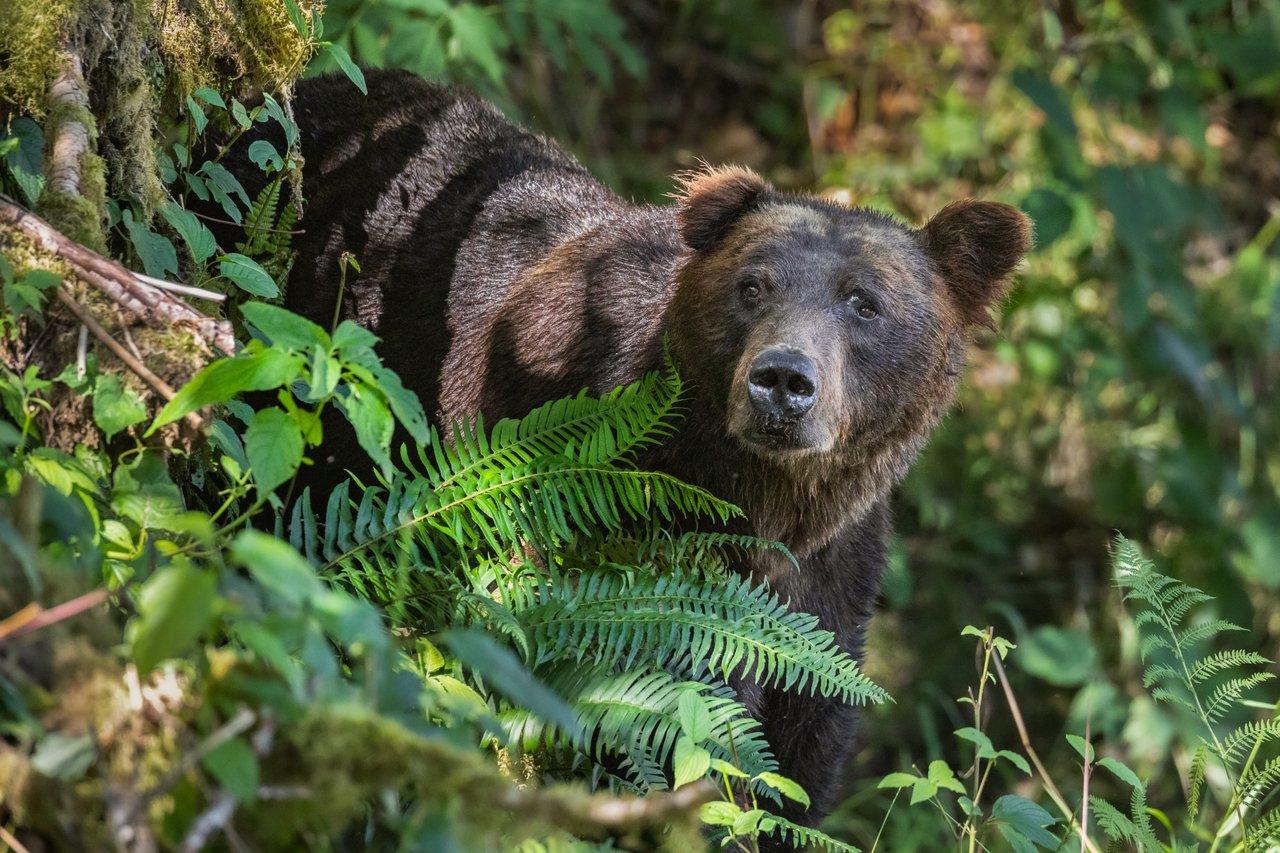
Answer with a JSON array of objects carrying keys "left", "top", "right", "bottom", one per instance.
[
  {"left": 367, "top": 365, "right": 429, "bottom": 445},
  {"left": 310, "top": 346, "right": 341, "bottom": 399},
  {"left": 92, "top": 373, "right": 148, "bottom": 440},
  {"left": 282, "top": 0, "right": 309, "bottom": 36},
  {"left": 878, "top": 772, "right": 920, "bottom": 789},
  {"left": 927, "top": 760, "right": 966, "bottom": 794},
  {"left": 31, "top": 733, "right": 96, "bottom": 780},
  {"left": 909, "top": 778, "right": 938, "bottom": 804},
  {"left": 230, "top": 530, "right": 324, "bottom": 605},
  {"left": 997, "top": 750, "right": 1031, "bottom": 774},
  {"left": 1098, "top": 757, "right": 1143, "bottom": 789},
  {"left": 1066, "top": 733, "right": 1095, "bottom": 763},
  {"left": 441, "top": 629, "right": 581, "bottom": 738},
  {"left": 111, "top": 454, "right": 186, "bottom": 531},
  {"left": 3, "top": 117, "right": 45, "bottom": 206},
  {"left": 231, "top": 99, "right": 252, "bottom": 129},
  {"left": 202, "top": 736, "right": 258, "bottom": 803},
  {"left": 219, "top": 253, "right": 279, "bottom": 297},
  {"left": 130, "top": 562, "right": 217, "bottom": 673},
  {"left": 337, "top": 383, "right": 393, "bottom": 470},
  {"left": 955, "top": 726, "right": 997, "bottom": 758},
  {"left": 673, "top": 735, "right": 711, "bottom": 788},
  {"left": 244, "top": 407, "right": 304, "bottom": 493},
  {"left": 192, "top": 86, "right": 226, "bottom": 109},
  {"left": 699, "top": 800, "right": 741, "bottom": 827},
  {"left": 161, "top": 201, "right": 217, "bottom": 264},
  {"left": 150, "top": 347, "right": 303, "bottom": 432},
  {"left": 247, "top": 139, "right": 283, "bottom": 172},
  {"left": 676, "top": 688, "right": 712, "bottom": 742},
  {"left": 322, "top": 42, "right": 367, "bottom": 94},
  {"left": 991, "top": 795, "right": 1059, "bottom": 849},
  {"left": 241, "top": 302, "right": 328, "bottom": 349},
  {"left": 754, "top": 771, "right": 810, "bottom": 808},
  {"left": 186, "top": 95, "right": 208, "bottom": 133},
  {"left": 123, "top": 210, "right": 179, "bottom": 279}
]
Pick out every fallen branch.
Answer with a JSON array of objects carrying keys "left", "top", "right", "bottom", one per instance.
[
  {"left": 496, "top": 779, "right": 718, "bottom": 843},
  {"left": 56, "top": 287, "right": 206, "bottom": 432},
  {"left": 0, "top": 197, "right": 236, "bottom": 355}
]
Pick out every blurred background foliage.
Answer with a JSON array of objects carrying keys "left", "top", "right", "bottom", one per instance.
[{"left": 316, "top": 0, "right": 1280, "bottom": 845}]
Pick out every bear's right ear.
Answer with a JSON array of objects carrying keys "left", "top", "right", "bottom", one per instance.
[
  {"left": 919, "top": 199, "right": 1033, "bottom": 327},
  {"left": 674, "top": 165, "right": 772, "bottom": 251}
]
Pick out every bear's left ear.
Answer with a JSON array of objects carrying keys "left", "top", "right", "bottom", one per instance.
[
  {"left": 674, "top": 165, "right": 773, "bottom": 251},
  {"left": 919, "top": 199, "right": 1033, "bottom": 326}
]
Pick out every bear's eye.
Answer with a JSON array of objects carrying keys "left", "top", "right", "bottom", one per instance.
[
  {"left": 738, "top": 276, "right": 762, "bottom": 303},
  {"left": 847, "top": 289, "right": 879, "bottom": 320}
]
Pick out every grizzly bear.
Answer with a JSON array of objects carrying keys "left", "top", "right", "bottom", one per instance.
[{"left": 215, "top": 69, "right": 1031, "bottom": 828}]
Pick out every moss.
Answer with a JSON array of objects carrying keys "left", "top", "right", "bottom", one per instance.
[
  {"left": 154, "top": 0, "right": 320, "bottom": 96},
  {"left": 264, "top": 706, "right": 703, "bottom": 850},
  {"left": 0, "top": 0, "right": 77, "bottom": 117},
  {"left": 35, "top": 190, "right": 107, "bottom": 252}
]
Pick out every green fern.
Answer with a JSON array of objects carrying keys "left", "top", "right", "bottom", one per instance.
[
  {"left": 237, "top": 178, "right": 281, "bottom": 257},
  {"left": 1114, "top": 536, "right": 1273, "bottom": 752},
  {"left": 296, "top": 357, "right": 889, "bottom": 815},
  {"left": 502, "top": 665, "right": 777, "bottom": 792},
  {"left": 756, "top": 814, "right": 860, "bottom": 852},
  {"left": 512, "top": 571, "right": 887, "bottom": 705},
  {"left": 1112, "top": 535, "right": 1279, "bottom": 847}
]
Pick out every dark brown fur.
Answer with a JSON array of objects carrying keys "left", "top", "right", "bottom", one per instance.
[{"left": 211, "top": 69, "right": 1031, "bottom": 834}]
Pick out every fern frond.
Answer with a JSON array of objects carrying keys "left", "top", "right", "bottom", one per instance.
[
  {"left": 238, "top": 178, "right": 281, "bottom": 256},
  {"left": 514, "top": 572, "right": 887, "bottom": 706},
  {"left": 1240, "top": 756, "right": 1280, "bottom": 813},
  {"left": 1245, "top": 807, "right": 1280, "bottom": 851},
  {"left": 405, "top": 357, "right": 682, "bottom": 491},
  {"left": 1188, "top": 743, "right": 1208, "bottom": 821},
  {"left": 1191, "top": 651, "right": 1274, "bottom": 684},
  {"left": 1223, "top": 718, "right": 1280, "bottom": 762},
  {"left": 1205, "top": 673, "right": 1276, "bottom": 723},
  {"left": 757, "top": 814, "right": 859, "bottom": 853},
  {"left": 503, "top": 665, "right": 776, "bottom": 793},
  {"left": 1090, "top": 796, "right": 1139, "bottom": 843}
]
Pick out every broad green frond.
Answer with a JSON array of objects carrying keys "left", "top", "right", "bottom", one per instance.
[
  {"left": 514, "top": 572, "right": 888, "bottom": 706},
  {"left": 503, "top": 665, "right": 776, "bottom": 792},
  {"left": 405, "top": 353, "right": 683, "bottom": 491},
  {"left": 312, "top": 461, "right": 738, "bottom": 574},
  {"left": 1090, "top": 797, "right": 1140, "bottom": 845}
]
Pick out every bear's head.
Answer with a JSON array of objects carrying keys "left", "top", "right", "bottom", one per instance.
[{"left": 668, "top": 165, "right": 1031, "bottom": 501}]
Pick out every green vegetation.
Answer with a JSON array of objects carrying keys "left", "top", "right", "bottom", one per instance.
[{"left": 3, "top": 0, "right": 1279, "bottom": 850}]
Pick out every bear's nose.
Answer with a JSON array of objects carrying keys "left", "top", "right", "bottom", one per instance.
[{"left": 747, "top": 348, "right": 819, "bottom": 422}]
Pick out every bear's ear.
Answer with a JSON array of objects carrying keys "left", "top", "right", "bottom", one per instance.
[
  {"left": 674, "top": 165, "right": 773, "bottom": 251},
  {"left": 919, "top": 199, "right": 1033, "bottom": 326}
]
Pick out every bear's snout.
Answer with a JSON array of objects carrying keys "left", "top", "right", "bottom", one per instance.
[{"left": 747, "top": 347, "right": 820, "bottom": 425}]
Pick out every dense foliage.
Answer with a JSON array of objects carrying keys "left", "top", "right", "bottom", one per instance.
[{"left": 2, "top": 0, "right": 1279, "bottom": 850}]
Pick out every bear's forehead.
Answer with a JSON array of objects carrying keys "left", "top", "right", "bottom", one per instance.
[{"left": 734, "top": 202, "right": 930, "bottom": 288}]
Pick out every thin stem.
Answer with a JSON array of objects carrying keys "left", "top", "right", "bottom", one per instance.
[{"left": 991, "top": 653, "right": 1102, "bottom": 853}]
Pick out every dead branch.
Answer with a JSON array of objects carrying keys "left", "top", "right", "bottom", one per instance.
[{"left": 0, "top": 197, "right": 236, "bottom": 355}]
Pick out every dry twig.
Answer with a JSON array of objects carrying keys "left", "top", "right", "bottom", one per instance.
[{"left": 0, "top": 197, "right": 235, "bottom": 355}]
